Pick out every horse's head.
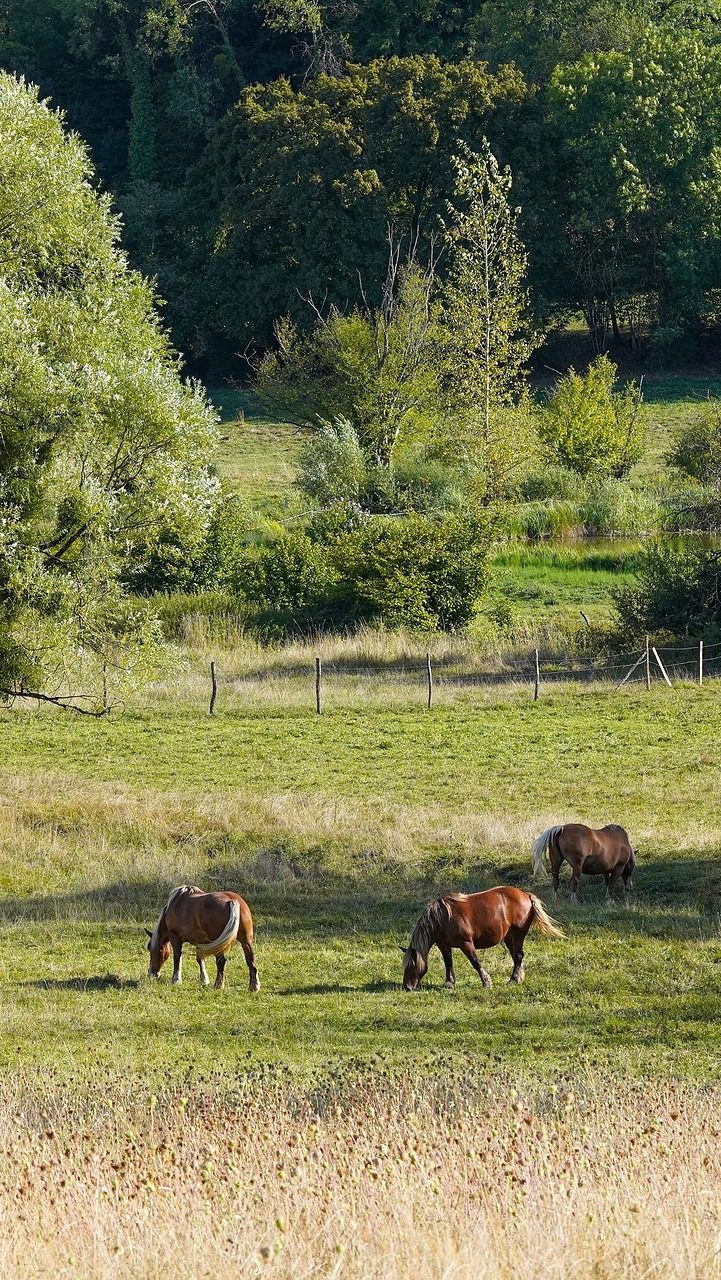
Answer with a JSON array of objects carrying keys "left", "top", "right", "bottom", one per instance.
[
  {"left": 400, "top": 945, "right": 427, "bottom": 991},
  {"left": 145, "top": 928, "right": 170, "bottom": 978}
]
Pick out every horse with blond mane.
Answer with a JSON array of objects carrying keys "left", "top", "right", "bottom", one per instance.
[
  {"left": 401, "top": 886, "right": 564, "bottom": 991},
  {"left": 146, "top": 885, "right": 260, "bottom": 991},
  {"left": 532, "top": 823, "right": 635, "bottom": 903}
]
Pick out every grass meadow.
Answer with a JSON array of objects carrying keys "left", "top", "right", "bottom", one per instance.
[
  {"left": 3, "top": 376, "right": 721, "bottom": 1277},
  {"left": 2, "top": 678, "right": 720, "bottom": 1081}
]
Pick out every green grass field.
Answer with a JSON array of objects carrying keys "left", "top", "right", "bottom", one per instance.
[{"left": 1, "top": 682, "right": 719, "bottom": 1081}]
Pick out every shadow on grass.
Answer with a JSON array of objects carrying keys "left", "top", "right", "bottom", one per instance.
[
  {"left": 25, "top": 973, "right": 141, "bottom": 991},
  {"left": 278, "top": 980, "right": 399, "bottom": 996},
  {"left": 0, "top": 849, "right": 718, "bottom": 942}
]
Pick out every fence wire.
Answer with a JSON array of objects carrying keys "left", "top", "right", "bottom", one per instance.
[{"left": 292, "top": 642, "right": 716, "bottom": 691}]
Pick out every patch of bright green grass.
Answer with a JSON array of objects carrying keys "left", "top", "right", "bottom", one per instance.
[
  {"left": 487, "top": 544, "right": 639, "bottom": 628},
  {"left": 207, "top": 388, "right": 306, "bottom": 512}
]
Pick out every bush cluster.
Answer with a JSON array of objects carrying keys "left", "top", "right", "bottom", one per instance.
[
  {"left": 615, "top": 544, "right": 721, "bottom": 639},
  {"left": 231, "top": 512, "right": 491, "bottom": 633}
]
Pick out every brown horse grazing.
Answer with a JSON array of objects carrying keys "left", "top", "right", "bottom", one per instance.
[
  {"left": 532, "top": 823, "right": 635, "bottom": 903},
  {"left": 146, "top": 885, "right": 260, "bottom": 991},
  {"left": 401, "top": 887, "right": 564, "bottom": 991}
]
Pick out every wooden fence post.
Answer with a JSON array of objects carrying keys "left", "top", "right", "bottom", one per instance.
[
  {"left": 534, "top": 648, "right": 541, "bottom": 701},
  {"left": 315, "top": 656, "right": 322, "bottom": 715},
  {"left": 645, "top": 635, "right": 651, "bottom": 690},
  {"left": 426, "top": 651, "right": 433, "bottom": 710},
  {"left": 699, "top": 639, "right": 704, "bottom": 687},
  {"left": 209, "top": 660, "right": 217, "bottom": 716}
]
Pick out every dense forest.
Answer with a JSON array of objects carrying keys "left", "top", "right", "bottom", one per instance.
[{"left": 3, "top": 0, "right": 721, "bottom": 374}]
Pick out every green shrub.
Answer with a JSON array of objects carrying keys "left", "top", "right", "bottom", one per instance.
[
  {"left": 233, "top": 533, "right": 338, "bottom": 613},
  {"left": 538, "top": 355, "right": 646, "bottom": 478},
  {"left": 519, "top": 464, "right": 583, "bottom": 501},
  {"left": 667, "top": 402, "right": 721, "bottom": 486},
  {"left": 391, "top": 452, "right": 467, "bottom": 512},
  {"left": 615, "top": 543, "right": 721, "bottom": 639},
  {"left": 200, "top": 494, "right": 255, "bottom": 583},
  {"left": 296, "top": 418, "right": 366, "bottom": 507},
  {"left": 331, "top": 513, "right": 491, "bottom": 630}
]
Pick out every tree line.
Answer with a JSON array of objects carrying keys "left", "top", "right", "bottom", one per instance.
[{"left": 3, "top": 2, "right": 721, "bottom": 371}]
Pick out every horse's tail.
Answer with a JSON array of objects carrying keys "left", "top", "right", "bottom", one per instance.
[
  {"left": 528, "top": 893, "right": 566, "bottom": 939},
  {"left": 195, "top": 900, "right": 241, "bottom": 960},
  {"left": 531, "top": 826, "right": 563, "bottom": 879},
  {"left": 626, "top": 847, "right": 636, "bottom": 887}
]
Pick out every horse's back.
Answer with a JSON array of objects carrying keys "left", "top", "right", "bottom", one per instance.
[
  {"left": 166, "top": 888, "right": 253, "bottom": 943},
  {"left": 453, "top": 886, "right": 533, "bottom": 941}
]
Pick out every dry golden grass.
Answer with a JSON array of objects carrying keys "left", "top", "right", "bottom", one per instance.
[{"left": 2, "top": 1072, "right": 720, "bottom": 1279}]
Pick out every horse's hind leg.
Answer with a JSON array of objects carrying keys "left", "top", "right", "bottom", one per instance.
[
  {"left": 214, "top": 954, "right": 226, "bottom": 990},
  {"left": 504, "top": 928, "right": 525, "bottom": 984},
  {"left": 605, "top": 865, "right": 624, "bottom": 905},
  {"left": 439, "top": 945, "right": 456, "bottom": 989},
  {"left": 569, "top": 860, "right": 583, "bottom": 904},
  {"left": 240, "top": 940, "right": 260, "bottom": 993},
  {"left": 458, "top": 940, "right": 492, "bottom": 988},
  {"left": 549, "top": 842, "right": 563, "bottom": 900}
]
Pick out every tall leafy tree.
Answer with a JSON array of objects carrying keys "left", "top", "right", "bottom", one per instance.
[
  {"left": 193, "top": 55, "right": 526, "bottom": 354},
  {"left": 0, "top": 72, "right": 218, "bottom": 709},
  {"left": 546, "top": 31, "right": 721, "bottom": 354}
]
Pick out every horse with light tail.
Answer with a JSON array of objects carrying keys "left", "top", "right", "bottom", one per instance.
[
  {"left": 146, "top": 885, "right": 260, "bottom": 990},
  {"left": 532, "top": 824, "right": 635, "bottom": 903}
]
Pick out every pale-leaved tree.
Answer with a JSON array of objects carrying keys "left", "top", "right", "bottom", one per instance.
[{"left": 0, "top": 73, "right": 219, "bottom": 712}]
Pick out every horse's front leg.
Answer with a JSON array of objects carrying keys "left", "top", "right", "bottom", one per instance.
[
  {"left": 459, "top": 940, "right": 492, "bottom": 988},
  {"left": 214, "top": 954, "right": 226, "bottom": 990},
  {"left": 170, "top": 936, "right": 183, "bottom": 985},
  {"left": 197, "top": 956, "right": 210, "bottom": 986},
  {"left": 439, "top": 945, "right": 456, "bottom": 989}
]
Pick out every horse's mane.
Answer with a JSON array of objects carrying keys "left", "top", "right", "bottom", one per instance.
[
  {"left": 409, "top": 894, "right": 467, "bottom": 957},
  {"left": 149, "top": 885, "right": 202, "bottom": 951}
]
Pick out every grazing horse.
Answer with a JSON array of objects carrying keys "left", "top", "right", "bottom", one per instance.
[
  {"left": 532, "top": 823, "right": 635, "bottom": 903},
  {"left": 401, "top": 886, "right": 564, "bottom": 991},
  {"left": 146, "top": 885, "right": 260, "bottom": 991}
]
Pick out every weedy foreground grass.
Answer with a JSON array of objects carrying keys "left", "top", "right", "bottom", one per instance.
[{"left": 1, "top": 1072, "right": 721, "bottom": 1279}]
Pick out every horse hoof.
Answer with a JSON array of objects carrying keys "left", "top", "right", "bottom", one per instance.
[
  {"left": 482, "top": 977, "right": 493, "bottom": 989},
  {"left": 250, "top": 978, "right": 261, "bottom": 993},
  {"left": 443, "top": 981, "right": 456, "bottom": 990}
]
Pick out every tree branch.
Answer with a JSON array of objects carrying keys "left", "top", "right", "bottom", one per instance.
[{"left": 2, "top": 688, "right": 119, "bottom": 716}]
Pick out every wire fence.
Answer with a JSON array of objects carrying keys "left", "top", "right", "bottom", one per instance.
[{"left": 205, "top": 638, "right": 721, "bottom": 713}]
